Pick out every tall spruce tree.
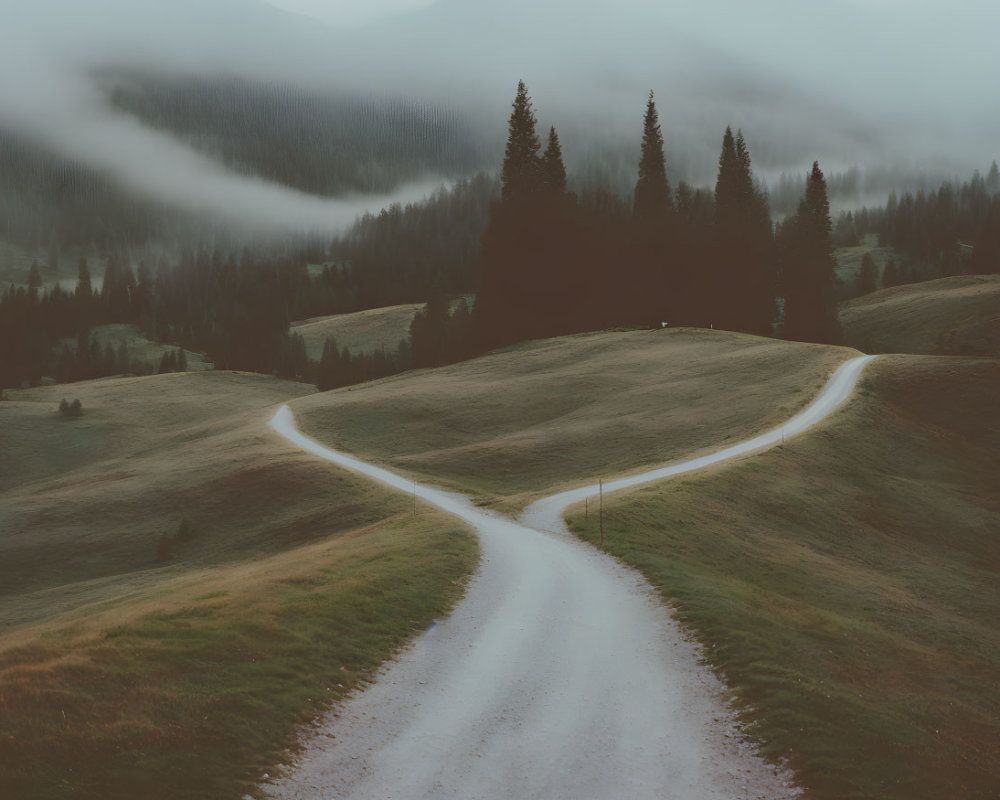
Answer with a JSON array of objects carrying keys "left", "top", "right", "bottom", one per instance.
[
  {"left": 501, "top": 81, "right": 542, "bottom": 204},
  {"left": 633, "top": 92, "right": 671, "bottom": 221},
  {"left": 781, "top": 161, "right": 842, "bottom": 344},
  {"left": 712, "top": 127, "right": 774, "bottom": 334},
  {"left": 477, "top": 81, "right": 565, "bottom": 349}
]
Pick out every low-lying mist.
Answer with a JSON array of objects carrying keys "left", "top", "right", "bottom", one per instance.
[{"left": 1, "top": 0, "right": 997, "bottom": 243}]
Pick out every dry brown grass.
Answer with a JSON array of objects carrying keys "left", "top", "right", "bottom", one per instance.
[
  {"left": 291, "top": 304, "right": 422, "bottom": 359},
  {"left": 839, "top": 274, "right": 1000, "bottom": 355},
  {"left": 293, "top": 327, "right": 855, "bottom": 509}
]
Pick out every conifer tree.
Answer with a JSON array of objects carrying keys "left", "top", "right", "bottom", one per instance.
[
  {"left": 116, "top": 341, "right": 131, "bottom": 373},
  {"left": 477, "top": 81, "right": 553, "bottom": 349},
  {"left": 317, "top": 335, "right": 341, "bottom": 391},
  {"left": 987, "top": 161, "right": 1000, "bottom": 194},
  {"left": 410, "top": 295, "right": 450, "bottom": 368},
  {"left": 542, "top": 126, "right": 567, "bottom": 196},
  {"left": 712, "top": 127, "right": 774, "bottom": 334},
  {"left": 101, "top": 255, "right": 136, "bottom": 322},
  {"left": 714, "top": 127, "right": 740, "bottom": 217},
  {"left": 75, "top": 257, "right": 92, "bottom": 300},
  {"left": 781, "top": 161, "right": 842, "bottom": 344},
  {"left": 28, "top": 262, "right": 41, "bottom": 303},
  {"left": 882, "top": 254, "right": 899, "bottom": 288},
  {"left": 633, "top": 92, "right": 671, "bottom": 221},
  {"left": 856, "top": 252, "right": 878, "bottom": 296},
  {"left": 501, "top": 81, "right": 542, "bottom": 204}
]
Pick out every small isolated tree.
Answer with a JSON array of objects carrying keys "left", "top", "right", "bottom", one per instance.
[{"left": 59, "top": 398, "right": 83, "bottom": 417}]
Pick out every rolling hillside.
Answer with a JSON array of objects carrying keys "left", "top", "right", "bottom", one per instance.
[
  {"left": 839, "top": 274, "right": 1000, "bottom": 355},
  {"left": 293, "top": 326, "right": 854, "bottom": 509},
  {"left": 566, "top": 354, "right": 1000, "bottom": 798},
  {"left": 0, "top": 371, "right": 476, "bottom": 799},
  {"left": 4, "top": 325, "right": 996, "bottom": 799},
  {"left": 291, "top": 303, "right": 422, "bottom": 359}
]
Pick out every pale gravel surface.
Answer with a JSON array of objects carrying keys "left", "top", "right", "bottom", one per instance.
[{"left": 261, "top": 355, "right": 874, "bottom": 800}]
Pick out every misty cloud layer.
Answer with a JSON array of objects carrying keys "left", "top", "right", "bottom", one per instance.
[{"left": 1, "top": 0, "right": 997, "bottom": 234}]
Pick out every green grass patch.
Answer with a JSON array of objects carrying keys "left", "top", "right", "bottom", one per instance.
[
  {"left": 834, "top": 233, "right": 894, "bottom": 286},
  {"left": 0, "top": 512, "right": 478, "bottom": 800},
  {"left": 567, "top": 356, "right": 1000, "bottom": 799},
  {"left": 295, "top": 328, "right": 851, "bottom": 509}
]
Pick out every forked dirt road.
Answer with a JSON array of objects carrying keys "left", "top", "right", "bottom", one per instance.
[{"left": 264, "top": 355, "right": 875, "bottom": 800}]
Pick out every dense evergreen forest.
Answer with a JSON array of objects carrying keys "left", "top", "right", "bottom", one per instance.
[
  {"left": 473, "top": 83, "right": 841, "bottom": 348},
  {"left": 2, "top": 80, "right": 998, "bottom": 393},
  {"left": 0, "top": 172, "right": 493, "bottom": 390}
]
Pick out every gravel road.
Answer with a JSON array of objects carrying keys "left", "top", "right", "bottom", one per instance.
[{"left": 262, "top": 355, "right": 874, "bottom": 799}]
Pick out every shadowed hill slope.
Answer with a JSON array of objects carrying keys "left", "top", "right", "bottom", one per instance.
[{"left": 839, "top": 274, "right": 1000, "bottom": 355}]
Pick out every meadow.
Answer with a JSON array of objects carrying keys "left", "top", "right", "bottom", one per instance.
[{"left": 0, "top": 372, "right": 477, "bottom": 799}]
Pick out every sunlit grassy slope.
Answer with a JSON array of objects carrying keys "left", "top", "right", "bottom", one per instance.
[
  {"left": 293, "top": 327, "right": 854, "bottom": 509},
  {"left": 290, "top": 296, "right": 475, "bottom": 360},
  {"left": 566, "top": 355, "right": 1000, "bottom": 799},
  {"left": 0, "top": 372, "right": 477, "bottom": 799},
  {"left": 839, "top": 274, "right": 1000, "bottom": 355},
  {"left": 291, "top": 303, "right": 422, "bottom": 359}
]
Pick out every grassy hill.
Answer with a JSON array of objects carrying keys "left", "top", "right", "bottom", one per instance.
[
  {"left": 290, "top": 295, "right": 475, "bottom": 360},
  {"left": 86, "top": 323, "right": 213, "bottom": 371},
  {"left": 292, "top": 327, "right": 854, "bottom": 510},
  {"left": 839, "top": 274, "right": 1000, "bottom": 355},
  {"left": 833, "top": 233, "right": 894, "bottom": 287},
  {"left": 566, "top": 355, "right": 1000, "bottom": 799},
  {"left": 0, "top": 372, "right": 476, "bottom": 799},
  {"left": 292, "top": 328, "right": 997, "bottom": 798},
  {"left": 5, "top": 325, "right": 995, "bottom": 799},
  {"left": 291, "top": 303, "right": 422, "bottom": 359}
]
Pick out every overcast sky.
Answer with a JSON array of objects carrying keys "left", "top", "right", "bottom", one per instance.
[{"left": 1, "top": 0, "right": 996, "bottom": 232}]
